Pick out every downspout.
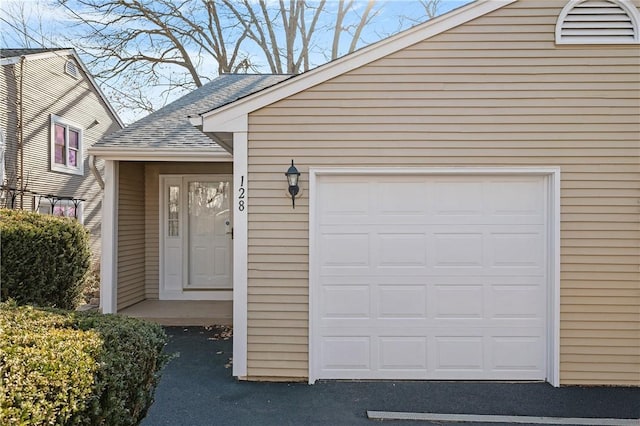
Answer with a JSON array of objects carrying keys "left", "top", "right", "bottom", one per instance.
[
  {"left": 89, "top": 155, "right": 104, "bottom": 189},
  {"left": 17, "top": 56, "right": 25, "bottom": 209}
]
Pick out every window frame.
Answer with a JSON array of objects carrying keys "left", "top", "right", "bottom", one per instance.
[
  {"left": 36, "top": 197, "right": 84, "bottom": 224},
  {"left": 50, "top": 114, "right": 84, "bottom": 175}
]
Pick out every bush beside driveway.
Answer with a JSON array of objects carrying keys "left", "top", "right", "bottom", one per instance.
[{"left": 0, "top": 303, "right": 167, "bottom": 425}]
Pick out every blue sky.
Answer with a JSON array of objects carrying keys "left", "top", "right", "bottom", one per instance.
[{"left": 0, "top": 0, "right": 471, "bottom": 123}]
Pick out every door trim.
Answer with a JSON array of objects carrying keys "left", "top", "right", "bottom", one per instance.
[
  {"left": 308, "top": 167, "right": 560, "bottom": 386},
  {"left": 159, "top": 174, "right": 233, "bottom": 301}
]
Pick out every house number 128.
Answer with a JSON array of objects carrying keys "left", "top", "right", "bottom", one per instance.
[{"left": 238, "top": 175, "right": 246, "bottom": 211}]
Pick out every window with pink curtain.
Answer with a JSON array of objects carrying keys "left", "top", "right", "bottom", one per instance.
[
  {"left": 54, "top": 124, "right": 66, "bottom": 165},
  {"left": 52, "top": 118, "right": 82, "bottom": 172}
]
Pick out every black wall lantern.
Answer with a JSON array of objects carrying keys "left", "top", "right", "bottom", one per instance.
[{"left": 285, "top": 159, "right": 301, "bottom": 208}]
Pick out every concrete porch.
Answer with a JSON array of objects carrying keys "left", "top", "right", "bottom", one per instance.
[{"left": 118, "top": 300, "right": 233, "bottom": 326}]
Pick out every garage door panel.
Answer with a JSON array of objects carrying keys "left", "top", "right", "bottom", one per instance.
[
  {"left": 378, "top": 285, "right": 427, "bottom": 319},
  {"left": 490, "top": 232, "right": 545, "bottom": 268},
  {"left": 490, "top": 335, "right": 545, "bottom": 373},
  {"left": 378, "top": 181, "right": 430, "bottom": 216},
  {"left": 319, "top": 278, "right": 545, "bottom": 325},
  {"left": 318, "top": 180, "right": 370, "bottom": 218},
  {"left": 487, "top": 179, "right": 546, "bottom": 218},
  {"left": 377, "top": 232, "right": 428, "bottom": 267},
  {"left": 321, "top": 336, "right": 370, "bottom": 371},
  {"left": 489, "top": 285, "right": 546, "bottom": 320},
  {"left": 322, "top": 285, "right": 370, "bottom": 319},
  {"left": 379, "top": 337, "right": 428, "bottom": 371},
  {"left": 313, "top": 174, "right": 549, "bottom": 381},
  {"left": 433, "top": 232, "right": 484, "bottom": 267},
  {"left": 434, "top": 336, "right": 484, "bottom": 371},
  {"left": 433, "top": 180, "right": 484, "bottom": 216},
  {"left": 433, "top": 285, "right": 484, "bottom": 319},
  {"left": 319, "top": 232, "right": 370, "bottom": 268}
]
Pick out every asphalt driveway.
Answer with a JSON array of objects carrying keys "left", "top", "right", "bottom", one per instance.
[{"left": 141, "top": 327, "right": 639, "bottom": 426}]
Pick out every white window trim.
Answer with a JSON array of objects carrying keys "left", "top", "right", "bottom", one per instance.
[
  {"left": 308, "top": 167, "right": 561, "bottom": 387},
  {"left": 556, "top": 0, "right": 640, "bottom": 44},
  {"left": 50, "top": 114, "right": 84, "bottom": 176},
  {"left": 37, "top": 197, "right": 84, "bottom": 224}
]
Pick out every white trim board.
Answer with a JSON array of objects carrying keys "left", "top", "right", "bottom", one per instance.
[
  {"left": 198, "top": 0, "right": 515, "bottom": 132},
  {"left": 232, "top": 131, "right": 249, "bottom": 379},
  {"left": 90, "top": 149, "right": 232, "bottom": 162},
  {"left": 100, "top": 160, "right": 118, "bottom": 314},
  {"left": 308, "top": 167, "right": 561, "bottom": 386}
]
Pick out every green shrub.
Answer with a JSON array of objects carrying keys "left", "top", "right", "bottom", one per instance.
[
  {"left": 0, "top": 209, "right": 92, "bottom": 309},
  {"left": 0, "top": 302, "right": 168, "bottom": 425},
  {"left": 74, "top": 313, "right": 168, "bottom": 425}
]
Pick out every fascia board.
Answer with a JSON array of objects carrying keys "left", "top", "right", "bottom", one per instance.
[
  {"left": 199, "top": 0, "right": 516, "bottom": 129},
  {"left": 201, "top": 112, "right": 248, "bottom": 133},
  {"left": 89, "top": 148, "right": 232, "bottom": 162},
  {"left": 0, "top": 49, "right": 73, "bottom": 64},
  {"left": 0, "top": 57, "right": 20, "bottom": 65}
]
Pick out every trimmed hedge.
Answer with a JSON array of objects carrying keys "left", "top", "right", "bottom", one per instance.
[
  {"left": 0, "top": 209, "right": 92, "bottom": 309},
  {"left": 0, "top": 303, "right": 168, "bottom": 425}
]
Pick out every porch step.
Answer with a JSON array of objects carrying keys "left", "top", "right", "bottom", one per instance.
[{"left": 118, "top": 300, "right": 233, "bottom": 327}]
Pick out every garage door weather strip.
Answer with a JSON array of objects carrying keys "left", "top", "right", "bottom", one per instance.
[{"left": 366, "top": 411, "right": 639, "bottom": 425}]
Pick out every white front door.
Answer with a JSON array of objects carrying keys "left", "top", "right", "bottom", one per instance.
[{"left": 160, "top": 175, "right": 233, "bottom": 300}]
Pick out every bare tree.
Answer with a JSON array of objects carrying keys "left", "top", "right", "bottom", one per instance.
[
  {"left": 52, "top": 0, "right": 384, "bottom": 116},
  {"left": 0, "top": 1, "right": 59, "bottom": 48},
  {"left": 57, "top": 0, "right": 251, "bottom": 97},
  {"left": 220, "top": 0, "right": 376, "bottom": 74},
  {"left": 331, "top": 0, "right": 377, "bottom": 61},
  {"left": 420, "top": 0, "right": 445, "bottom": 19},
  {"left": 1, "top": 0, "right": 454, "bottom": 122},
  {"left": 401, "top": 0, "right": 446, "bottom": 26}
]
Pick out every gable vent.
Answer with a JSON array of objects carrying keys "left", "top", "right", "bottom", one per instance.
[
  {"left": 65, "top": 60, "right": 79, "bottom": 78},
  {"left": 556, "top": 0, "right": 640, "bottom": 44}
]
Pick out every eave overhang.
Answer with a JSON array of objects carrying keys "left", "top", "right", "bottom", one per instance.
[{"left": 89, "top": 147, "right": 233, "bottom": 162}]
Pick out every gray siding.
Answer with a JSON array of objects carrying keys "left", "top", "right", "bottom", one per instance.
[{"left": 1, "top": 53, "right": 121, "bottom": 256}]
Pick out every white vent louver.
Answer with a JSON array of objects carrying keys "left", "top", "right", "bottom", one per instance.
[
  {"left": 557, "top": 0, "right": 639, "bottom": 43},
  {"left": 65, "top": 60, "right": 79, "bottom": 78}
]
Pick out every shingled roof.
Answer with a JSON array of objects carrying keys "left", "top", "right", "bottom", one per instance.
[
  {"left": 0, "top": 48, "right": 69, "bottom": 58},
  {"left": 95, "top": 74, "right": 290, "bottom": 151}
]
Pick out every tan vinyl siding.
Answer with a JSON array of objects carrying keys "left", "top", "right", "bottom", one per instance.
[
  {"left": 143, "top": 162, "right": 232, "bottom": 299},
  {"left": 1, "top": 54, "right": 121, "bottom": 255},
  {"left": 117, "top": 162, "right": 145, "bottom": 310},
  {"left": 246, "top": 0, "right": 640, "bottom": 384}
]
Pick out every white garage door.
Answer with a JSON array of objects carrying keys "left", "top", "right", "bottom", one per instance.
[{"left": 311, "top": 174, "right": 549, "bottom": 381}]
